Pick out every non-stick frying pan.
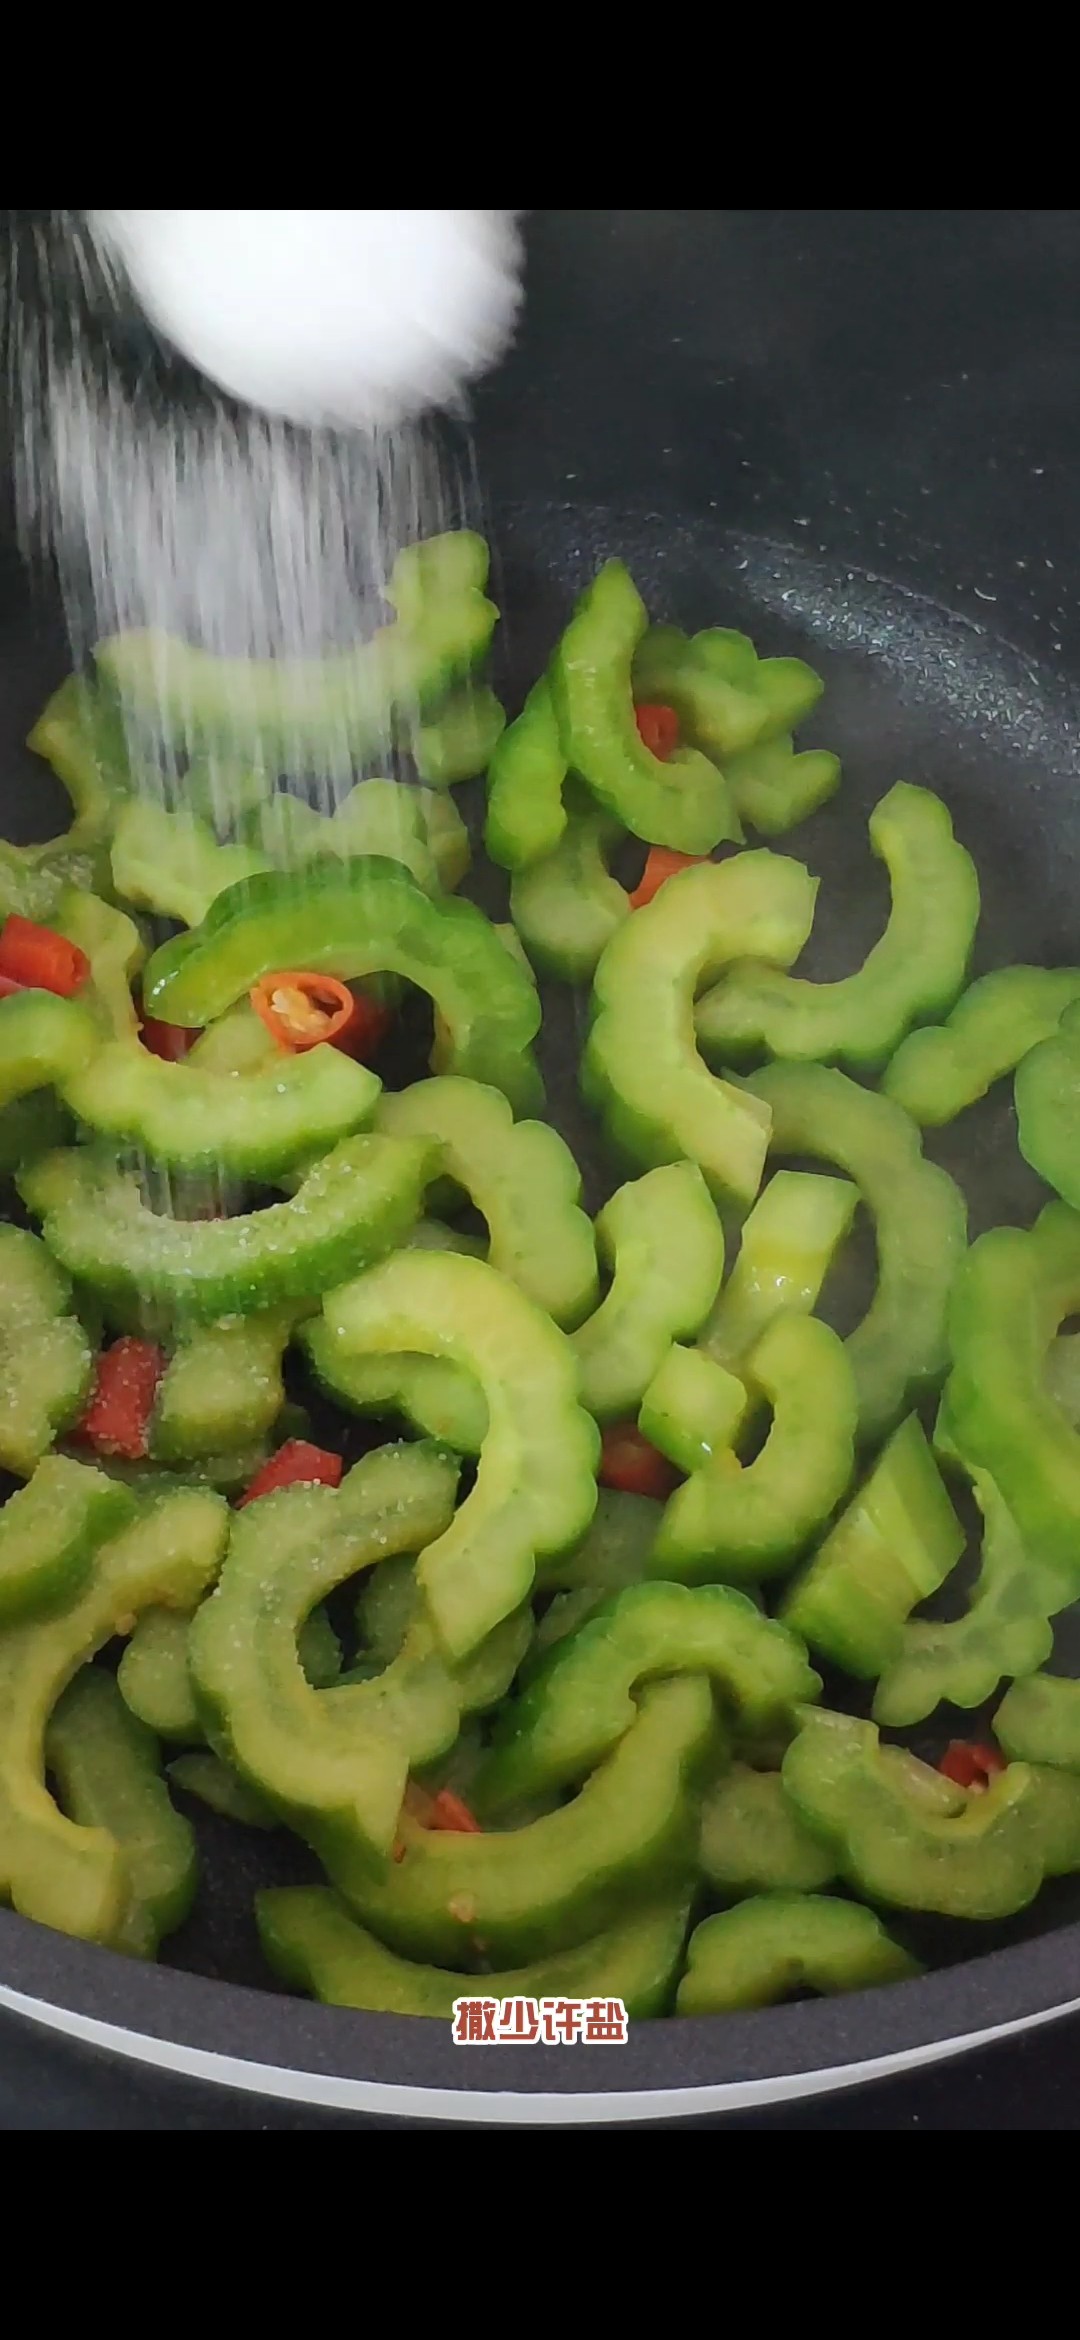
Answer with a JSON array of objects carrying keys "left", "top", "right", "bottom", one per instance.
[{"left": 3, "top": 208, "right": 1080, "bottom": 2125}]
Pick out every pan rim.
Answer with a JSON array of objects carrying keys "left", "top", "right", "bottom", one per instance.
[{"left": 1, "top": 1904, "right": 1078, "bottom": 2120}]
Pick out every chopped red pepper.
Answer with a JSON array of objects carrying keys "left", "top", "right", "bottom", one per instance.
[
  {"left": 140, "top": 1016, "right": 199, "bottom": 1063},
  {"left": 76, "top": 1337, "right": 167, "bottom": 1461},
  {"left": 250, "top": 970, "right": 392, "bottom": 1062},
  {"left": 0, "top": 974, "right": 25, "bottom": 999},
  {"left": 237, "top": 1439, "right": 344, "bottom": 1507},
  {"left": 0, "top": 914, "right": 89, "bottom": 998},
  {"left": 598, "top": 1423, "right": 677, "bottom": 1500},
  {"left": 628, "top": 846, "right": 706, "bottom": 910},
  {"left": 634, "top": 702, "right": 680, "bottom": 761},
  {"left": 428, "top": 1788, "right": 482, "bottom": 1834},
  {"left": 937, "top": 1740, "right": 1006, "bottom": 1793},
  {"left": 401, "top": 1781, "right": 482, "bottom": 1841}
]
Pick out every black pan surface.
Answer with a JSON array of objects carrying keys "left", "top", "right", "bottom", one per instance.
[{"left": 3, "top": 209, "right": 1080, "bottom": 2119}]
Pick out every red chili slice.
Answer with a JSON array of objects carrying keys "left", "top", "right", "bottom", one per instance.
[
  {"left": 237, "top": 1439, "right": 344, "bottom": 1507},
  {"left": 250, "top": 971, "right": 393, "bottom": 1062},
  {"left": 628, "top": 846, "right": 706, "bottom": 909},
  {"left": 428, "top": 1788, "right": 483, "bottom": 1834},
  {"left": 76, "top": 1338, "right": 167, "bottom": 1462},
  {"left": 634, "top": 702, "right": 680, "bottom": 760},
  {"left": 598, "top": 1423, "right": 677, "bottom": 1500},
  {"left": 0, "top": 915, "right": 90, "bottom": 998},
  {"left": 140, "top": 1016, "right": 199, "bottom": 1062},
  {"left": 937, "top": 1740, "right": 1006, "bottom": 1793}
]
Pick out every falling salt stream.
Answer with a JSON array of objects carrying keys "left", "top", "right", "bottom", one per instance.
[{"left": 8, "top": 212, "right": 486, "bottom": 1222}]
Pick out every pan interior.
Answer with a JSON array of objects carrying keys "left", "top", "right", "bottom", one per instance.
[{"left": 3, "top": 490, "right": 1080, "bottom": 1994}]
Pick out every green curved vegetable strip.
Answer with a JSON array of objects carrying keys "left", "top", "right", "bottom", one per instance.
[
  {"left": 884, "top": 964, "right": 1080, "bottom": 1125},
  {"left": 572, "top": 1163, "right": 725, "bottom": 1422},
  {"left": 18, "top": 1132, "right": 433, "bottom": 1323},
  {"left": 676, "top": 1893, "right": 917, "bottom": 2014},
  {"left": 583, "top": 854, "right": 818, "bottom": 1210},
  {"left": 95, "top": 530, "right": 497, "bottom": 760},
  {"left": 740, "top": 1062, "right": 968, "bottom": 1442},
  {"left": 509, "top": 783, "right": 629, "bottom": 982},
  {"left": 695, "top": 785, "right": 979, "bottom": 1074},
  {"left": 485, "top": 678, "right": 569, "bottom": 870},
  {"left": 258, "top": 1882, "right": 691, "bottom": 2019}
]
